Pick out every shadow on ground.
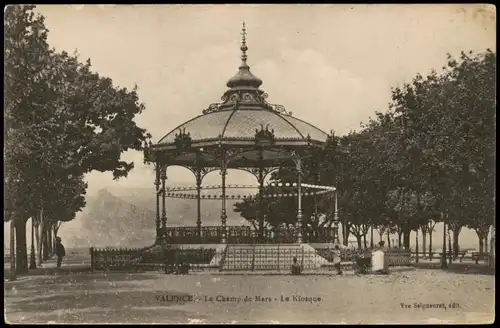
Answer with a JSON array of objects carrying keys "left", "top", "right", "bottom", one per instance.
[
  {"left": 5, "top": 288, "right": 202, "bottom": 324},
  {"left": 413, "top": 262, "right": 495, "bottom": 275},
  {"left": 4, "top": 271, "right": 161, "bottom": 296},
  {"left": 7, "top": 289, "right": 192, "bottom": 313}
]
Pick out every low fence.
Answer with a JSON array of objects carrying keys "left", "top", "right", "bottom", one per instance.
[
  {"left": 89, "top": 246, "right": 413, "bottom": 272},
  {"left": 163, "top": 226, "right": 339, "bottom": 244}
]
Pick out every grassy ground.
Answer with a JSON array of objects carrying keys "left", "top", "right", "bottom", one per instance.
[{"left": 4, "top": 265, "right": 494, "bottom": 324}]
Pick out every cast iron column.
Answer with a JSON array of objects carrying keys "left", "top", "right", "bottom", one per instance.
[
  {"left": 155, "top": 164, "right": 161, "bottom": 244},
  {"left": 220, "top": 151, "right": 228, "bottom": 244},
  {"left": 196, "top": 169, "right": 202, "bottom": 239},
  {"left": 333, "top": 188, "right": 340, "bottom": 244},
  {"left": 295, "top": 155, "right": 303, "bottom": 244},
  {"left": 160, "top": 165, "right": 167, "bottom": 244},
  {"left": 258, "top": 167, "right": 265, "bottom": 243}
]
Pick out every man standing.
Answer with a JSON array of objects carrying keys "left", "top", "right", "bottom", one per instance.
[
  {"left": 332, "top": 244, "right": 343, "bottom": 275},
  {"left": 55, "top": 237, "right": 66, "bottom": 268}
]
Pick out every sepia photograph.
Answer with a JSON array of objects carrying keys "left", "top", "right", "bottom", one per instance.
[{"left": 4, "top": 4, "right": 495, "bottom": 324}]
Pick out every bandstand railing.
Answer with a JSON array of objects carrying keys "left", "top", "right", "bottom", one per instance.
[{"left": 163, "top": 226, "right": 336, "bottom": 244}]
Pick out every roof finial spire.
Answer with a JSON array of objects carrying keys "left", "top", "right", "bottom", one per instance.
[
  {"left": 226, "top": 21, "right": 263, "bottom": 89},
  {"left": 240, "top": 21, "right": 248, "bottom": 66}
]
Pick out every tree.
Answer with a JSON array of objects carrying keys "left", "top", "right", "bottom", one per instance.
[
  {"left": 389, "top": 50, "right": 495, "bottom": 256},
  {"left": 4, "top": 5, "right": 149, "bottom": 272},
  {"left": 5, "top": 5, "right": 53, "bottom": 272}
]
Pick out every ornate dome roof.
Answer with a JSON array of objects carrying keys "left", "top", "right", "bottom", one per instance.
[
  {"left": 157, "top": 108, "right": 328, "bottom": 145},
  {"left": 157, "top": 23, "right": 328, "bottom": 147}
]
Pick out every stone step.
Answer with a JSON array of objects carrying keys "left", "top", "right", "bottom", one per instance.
[{"left": 220, "top": 244, "right": 330, "bottom": 271}]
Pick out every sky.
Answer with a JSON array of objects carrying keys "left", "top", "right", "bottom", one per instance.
[{"left": 4, "top": 4, "right": 496, "bottom": 249}]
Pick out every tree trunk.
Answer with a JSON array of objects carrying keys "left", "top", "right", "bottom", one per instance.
[
  {"left": 363, "top": 234, "right": 367, "bottom": 249},
  {"left": 370, "top": 226, "right": 374, "bottom": 249},
  {"left": 397, "top": 231, "right": 403, "bottom": 248},
  {"left": 421, "top": 230, "right": 427, "bottom": 257},
  {"left": 14, "top": 218, "right": 29, "bottom": 274},
  {"left": 428, "top": 230, "right": 433, "bottom": 256},
  {"left": 452, "top": 228, "right": 461, "bottom": 258},
  {"left": 47, "top": 225, "right": 53, "bottom": 256},
  {"left": 53, "top": 224, "right": 57, "bottom": 256},
  {"left": 356, "top": 235, "right": 362, "bottom": 249},
  {"left": 38, "top": 207, "right": 44, "bottom": 266},
  {"left": 10, "top": 220, "right": 16, "bottom": 281},
  {"left": 478, "top": 235, "right": 484, "bottom": 255},
  {"left": 343, "top": 223, "right": 350, "bottom": 246},
  {"left": 448, "top": 232, "right": 453, "bottom": 263},
  {"left": 42, "top": 224, "right": 50, "bottom": 261},
  {"left": 387, "top": 230, "right": 391, "bottom": 248},
  {"left": 403, "top": 227, "right": 411, "bottom": 249},
  {"left": 34, "top": 222, "right": 40, "bottom": 265},
  {"left": 476, "top": 231, "right": 486, "bottom": 255},
  {"left": 485, "top": 236, "right": 489, "bottom": 255}
]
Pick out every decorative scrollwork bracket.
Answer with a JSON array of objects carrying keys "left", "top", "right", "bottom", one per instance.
[
  {"left": 174, "top": 128, "right": 192, "bottom": 154},
  {"left": 255, "top": 124, "right": 275, "bottom": 148}
]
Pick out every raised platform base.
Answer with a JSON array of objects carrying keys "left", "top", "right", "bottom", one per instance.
[{"left": 220, "top": 244, "right": 330, "bottom": 271}]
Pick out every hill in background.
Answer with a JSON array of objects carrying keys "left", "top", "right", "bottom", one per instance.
[{"left": 77, "top": 185, "right": 253, "bottom": 248}]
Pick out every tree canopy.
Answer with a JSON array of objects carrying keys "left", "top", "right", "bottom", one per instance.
[
  {"left": 233, "top": 49, "right": 495, "bottom": 251},
  {"left": 4, "top": 5, "right": 150, "bottom": 271}
]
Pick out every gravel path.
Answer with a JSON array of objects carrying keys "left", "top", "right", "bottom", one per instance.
[{"left": 4, "top": 268, "right": 494, "bottom": 324}]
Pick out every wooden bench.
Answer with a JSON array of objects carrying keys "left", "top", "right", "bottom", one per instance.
[
  {"left": 456, "top": 251, "right": 467, "bottom": 262},
  {"left": 472, "top": 252, "right": 490, "bottom": 264},
  {"left": 438, "top": 252, "right": 453, "bottom": 260}
]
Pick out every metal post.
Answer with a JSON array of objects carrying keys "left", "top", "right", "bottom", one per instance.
[
  {"left": 29, "top": 217, "right": 36, "bottom": 269},
  {"left": 161, "top": 166, "right": 168, "bottom": 244},
  {"left": 155, "top": 164, "right": 161, "bottom": 244},
  {"left": 295, "top": 156, "right": 303, "bottom": 244},
  {"left": 196, "top": 169, "right": 202, "bottom": 239},
  {"left": 258, "top": 166, "right": 265, "bottom": 243},
  {"left": 333, "top": 188, "right": 340, "bottom": 244},
  {"left": 220, "top": 154, "right": 228, "bottom": 244}
]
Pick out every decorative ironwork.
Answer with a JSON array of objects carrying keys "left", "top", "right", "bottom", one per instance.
[
  {"left": 265, "top": 103, "right": 292, "bottom": 116},
  {"left": 258, "top": 92, "right": 293, "bottom": 116},
  {"left": 202, "top": 102, "right": 224, "bottom": 115},
  {"left": 255, "top": 124, "right": 275, "bottom": 147},
  {"left": 242, "top": 93, "right": 255, "bottom": 102},
  {"left": 174, "top": 128, "right": 192, "bottom": 152},
  {"left": 229, "top": 93, "right": 241, "bottom": 103},
  {"left": 240, "top": 167, "right": 279, "bottom": 182},
  {"left": 143, "top": 140, "right": 155, "bottom": 164}
]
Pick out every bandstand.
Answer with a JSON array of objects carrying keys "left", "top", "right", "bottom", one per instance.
[{"left": 143, "top": 23, "right": 334, "bottom": 247}]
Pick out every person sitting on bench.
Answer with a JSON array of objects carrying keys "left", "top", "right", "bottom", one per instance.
[
  {"left": 356, "top": 251, "right": 370, "bottom": 274},
  {"left": 176, "top": 261, "right": 190, "bottom": 275},
  {"left": 291, "top": 257, "right": 302, "bottom": 275}
]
